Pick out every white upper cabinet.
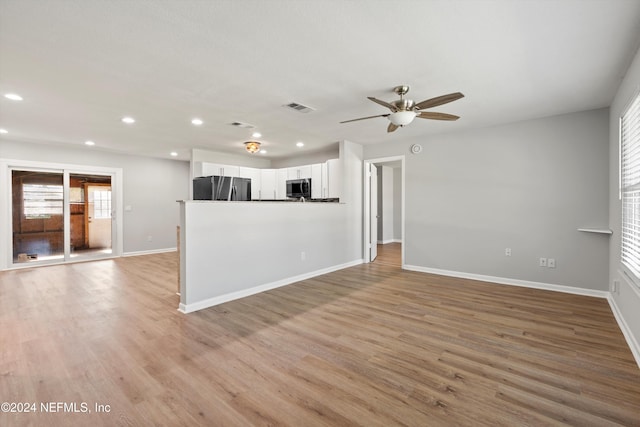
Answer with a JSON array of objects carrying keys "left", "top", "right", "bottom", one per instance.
[
  {"left": 260, "top": 169, "right": 277, "bottom": 200},
  {"left": 276, "top": 169, "right": 288, "bottom": 199},
  {"left": 239, "top": 167, "right": 261, "bottom": 200},
  {"left": 202, "top": 163, "right": 239, "bottom": 177},
  {"left": 326, "top": 158, "right": 341, "bottom": 199},
  {"left": 287, "top": 165, "right": 312, "bottom": 180},
  {"left": 197, "top": 160, "right": 339, "bottom": 200},
  {"left": 311, "top": 163, "right": 323, "bottom": 198}
]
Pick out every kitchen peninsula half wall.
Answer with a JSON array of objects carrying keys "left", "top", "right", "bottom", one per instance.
[{"left": 178, "top": 141, "right": 364, "bottom": 313}]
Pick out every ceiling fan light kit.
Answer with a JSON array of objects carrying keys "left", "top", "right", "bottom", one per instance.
[
  {"left": 389, "top": 111, "right": 417, "bottom": 126},
  {"left": 341, "top": 85, "right": 464, "bottom": 133}
]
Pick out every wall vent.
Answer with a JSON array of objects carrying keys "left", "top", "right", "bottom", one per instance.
[
  {"left": 229, "top": 121, "right": 255, "bottom": 128},
  {"left": 283, "top": 102, "right": 315, "bottom": 113}
]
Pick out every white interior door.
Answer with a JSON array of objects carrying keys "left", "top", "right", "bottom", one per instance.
[
  {"left": 370, "top": 164, "right": 378, "bottom": 262},
  {"left": 87, "top": 185, "right": 112, "bottom": 249}
]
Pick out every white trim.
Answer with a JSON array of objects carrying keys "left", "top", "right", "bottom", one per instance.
[
  {"left": 608, "top": 294, "right": 640, "bottom": 369},
  {"left": 122, "top": 247, "right": 177, "bottom": 257},
  {"left": 363, "top": 156, "right": 405, "bottom": 265},
  {"left": 179, "top": 259, "right": 363, "bottom": 314},
  {"left": 403, "top": 264, "right": 609, "bottom": 298},
  {"left": 379, "top": 239, "right": 395, "bottom": 244},
  {"left": 1, "top": 158, "right": 123, "bottom": 270}
]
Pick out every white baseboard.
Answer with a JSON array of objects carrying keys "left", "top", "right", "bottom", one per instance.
[
  {"left": 379, "top": 239, "right": 395, "bottom": 244},
  {"left": 179, "top": 259, "right": 364, "bottom": 314},
  {"left": 402, "top": 265, "right": 609, "bottom": 299},
  {"left": 608, "top": 295, "right": 640, "bottom": 369},
  {"left": 122, "top": 247, "right": 177, "bottom": 257}
]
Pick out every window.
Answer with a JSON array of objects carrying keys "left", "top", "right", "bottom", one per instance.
[
  {"left": 23, "top": 183, "right": 63, "bottom": 218},
  {"left": 620, "top": 91, "right": 640, "bottom": 279},
  {"left": 91, "top": 189, "right": 112, "bottom": 219}
]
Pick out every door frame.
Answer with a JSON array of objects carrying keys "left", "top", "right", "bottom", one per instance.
[
  {"left": 363, "top": 155, "right": 405, "bottom": 265},
  {"left": 0, "top": 158, "right": 123, "bottom": 270}
]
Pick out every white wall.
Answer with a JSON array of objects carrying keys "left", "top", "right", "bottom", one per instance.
[
  {"left": 179, "top": 140, "right": 363, "bottom": 312},
  {"left": 609, "top": 44, "right": 640, "bottom": 363},
  {"left": 364, "top": 108, "right": 610, "bottom": 292},
  {"left": 0, "top": 140, "right": 189, "bottom": 255},
  {"left": 179, "top": 202, "right": 361, "bottom": 311}
]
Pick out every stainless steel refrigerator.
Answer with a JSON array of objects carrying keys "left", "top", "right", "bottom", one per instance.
[{"left": 193, "top": 176, "right": 252, "bottom": 201}]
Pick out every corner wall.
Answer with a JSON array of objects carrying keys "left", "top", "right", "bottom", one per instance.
[{"left": 364, "top": 108, "right": 610, "bottom": 292}]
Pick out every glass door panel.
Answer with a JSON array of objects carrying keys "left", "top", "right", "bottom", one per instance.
[
  {"left": 12, "top": 170, "right": 65, "bottom": 264},
  {"left": 70, "top": 173, "right": 112, "bottom": 260}
]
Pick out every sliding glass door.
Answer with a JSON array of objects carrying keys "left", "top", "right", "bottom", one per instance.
[
  {"left": 11, "top": 168, "right": 115, "bottom": 266},
  {"left": 12, "top": 170, "right": 65, "bottom": 264}
]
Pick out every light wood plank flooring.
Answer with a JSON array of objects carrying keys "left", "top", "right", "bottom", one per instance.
[{"left": 1, "top": 250, "right": 639, "bottom": 426}]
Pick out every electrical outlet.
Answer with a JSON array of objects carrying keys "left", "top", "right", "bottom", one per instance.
[
  {"left": 539, "top": 257, "right": 547, "bottom": 267},
  {"left": 612, "top": 280, "right": 619, "bottom": 294},
  {"left": 301, "top": 251, "right": 306, "bottom": 261},
  {"left": 505, "top": 248, "right": 512, "bottom": 256},
  {"left": 548, "top": 258, "right": 556, "bottom": 268}
]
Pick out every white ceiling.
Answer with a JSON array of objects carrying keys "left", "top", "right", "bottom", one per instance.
[{"left": 1, "top": 0, "right": 640, "bottom": 160}]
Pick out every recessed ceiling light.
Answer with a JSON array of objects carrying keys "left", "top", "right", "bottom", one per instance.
[
  {"left": 4, "top": 93, "right": 23, "bottom": 101},
  {"left": 122, "top": 116, "right": 135, "bottom": 124},
  {"left": 252, "top": 132, "right": 262, "bottom": 138},
  {"left": 191, "top": 118, "right": 203, "bottom": 126},
  {"left": 85, "top": 140, "right": 95, "bottom": 146},
  {"left": 296, "top": 142, "right": 304, "bottom": 147},
  {"left": 0, "top": 128, "right": 8, "bottom": 134},
  {"left": 260, "top": 149, "right": 267, "bottom": 154},
  {"left": 170, "top": 151, "right": 178, "bottom": 157}
]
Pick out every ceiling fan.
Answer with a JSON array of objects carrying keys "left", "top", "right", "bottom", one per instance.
[{"left": 340, "top": 85, "right": 464, "bottom": 133}]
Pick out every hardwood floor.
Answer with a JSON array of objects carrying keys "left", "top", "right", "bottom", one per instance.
[{"left": 1, "top": 251, "right": 639, "bottom": 426}]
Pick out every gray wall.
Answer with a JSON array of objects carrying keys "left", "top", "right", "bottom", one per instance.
[
  {"left": 1, "top": 140, "right": 190, "bottom": 254},
  {"left": 609, "top": 44, "right": 640, "bottom": 356},
  {"left": 364, "top": 108, "right": 610, "bottom": 291}
]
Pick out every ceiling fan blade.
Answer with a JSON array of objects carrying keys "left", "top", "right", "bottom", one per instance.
[
  {"left": 417, "top": 111, "right": 460, "bottom": 121},
  {"left": 387, "top": 123, "right": 399, "bottom": 133},
  {"left": 340, "top": 114, "right": 389, "bottom": 124},
  {"left": 415, "top": 92, "right": 464, "bottom": 110},
  {"left": 367, "top": 97, "right": 397, "bottom": 112}
]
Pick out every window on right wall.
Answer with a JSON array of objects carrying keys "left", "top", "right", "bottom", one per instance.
[{"left": 620, "top": 90, "right": 640, "bottom": 280}]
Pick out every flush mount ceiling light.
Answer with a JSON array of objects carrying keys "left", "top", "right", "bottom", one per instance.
[
  {"left": 244, "top": 141, "right": 261, "bottom": 154},
  {"left": 4, "top": 93, "right": 23, "bottom": 101}
]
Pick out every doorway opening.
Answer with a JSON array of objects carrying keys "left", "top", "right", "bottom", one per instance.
[{"left": 363, "top": 156, "right": 404, "bottom": 267}]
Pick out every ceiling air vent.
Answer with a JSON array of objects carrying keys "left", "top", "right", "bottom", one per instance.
[
  {"left": 229, "top": 121, "right": 255, "bottom": 128},
  {"left": 284, "top": 102, "right": 315, "bottom": 113}
]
